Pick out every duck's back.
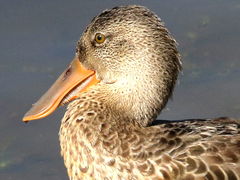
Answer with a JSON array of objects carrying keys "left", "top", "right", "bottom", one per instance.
[{"left": 143, "top": 117, "right": 240, "bottom": 180}]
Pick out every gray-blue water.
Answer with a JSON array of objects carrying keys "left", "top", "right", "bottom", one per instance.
[{"left": 0, "top": 0, "right": 240, "bottom": 179}]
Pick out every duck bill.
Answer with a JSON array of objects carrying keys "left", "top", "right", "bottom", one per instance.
[{"left": 22, "top": 57, "right": 99, "bottom": 122}]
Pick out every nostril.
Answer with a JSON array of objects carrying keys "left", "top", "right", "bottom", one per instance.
[
  {"left": 63, "top": 66, "right": 72, "bottom": 80},
  {"left": 66, "top": 67, "right": 71, "bottom": 75}
]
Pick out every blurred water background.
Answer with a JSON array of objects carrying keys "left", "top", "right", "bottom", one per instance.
[{"left": 0, "top": 0, "right": 239, "bottom": 179}]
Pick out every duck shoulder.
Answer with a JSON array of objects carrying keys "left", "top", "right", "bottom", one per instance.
[{"left": 60, "top": 97, "right": 240, "bottom": 179}]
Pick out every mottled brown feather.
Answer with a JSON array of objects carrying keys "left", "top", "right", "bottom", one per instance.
[{"left": 58, "top": 5, "right": 240, "bottom": 180}]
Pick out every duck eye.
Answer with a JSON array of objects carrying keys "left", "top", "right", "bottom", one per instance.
[{"left": 95, "top": 33, "right": 106, "bottom": 44}]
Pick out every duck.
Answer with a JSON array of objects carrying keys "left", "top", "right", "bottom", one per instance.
[{"left": 23, "top": 5, "right": 240, "bottom": 180}]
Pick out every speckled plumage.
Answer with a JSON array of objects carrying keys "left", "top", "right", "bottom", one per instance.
[{"left": 59, "top": 5, "right": 240, "bottom": 180}]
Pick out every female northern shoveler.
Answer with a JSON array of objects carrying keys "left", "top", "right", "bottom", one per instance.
[{"left": 23, "top": 5, "right": 240, "bottom": 180}]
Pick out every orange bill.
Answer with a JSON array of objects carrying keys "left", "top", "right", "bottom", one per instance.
[{"left": 22, "top": 57, "right": 100, "bottom": 122}]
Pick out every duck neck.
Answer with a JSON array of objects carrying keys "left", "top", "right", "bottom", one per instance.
[
  {"left": 92, "top": 72, "right": 175, "bottom": 127},
  {"left": 91, "top": 39, "right": 180, "bottom": 126}
]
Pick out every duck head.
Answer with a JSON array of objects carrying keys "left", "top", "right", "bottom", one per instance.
[{"left": 23, "top": 5, "right": 181, "bottom": 126}]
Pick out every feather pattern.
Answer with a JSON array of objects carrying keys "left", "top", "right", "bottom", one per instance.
[
  {"left": 56, "top": 5, "right": 240, "bottom": 180},
  {"left": 60, "top": 93, "right": 240, "bottom": 180}
]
